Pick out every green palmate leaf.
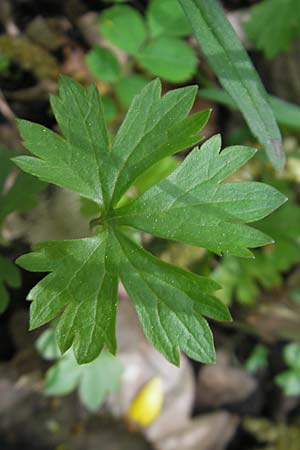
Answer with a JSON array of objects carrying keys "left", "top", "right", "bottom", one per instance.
[
  {"left": 85, "top": 47, "right": 120, "bottom": 82},
  {"left": 245, "top": 0, "right": 300, "bottom": 59},
  {"left": 147, "top": 0, "right": 192, "bottom": 37},
  {"left": 138, "top": 36, "right": 197, "bottom": 83},
  {"left": 112, "top": 135, "right": 287, "bottom": 257},
  {"left": 179, "top": 0, "right": 285, "bottom": 170},
  {"left": 99, "top": 5, "right": 146, "bottom": 55},
  {"left": 15, "top": 76, "right": 285, "bottom": 366}
]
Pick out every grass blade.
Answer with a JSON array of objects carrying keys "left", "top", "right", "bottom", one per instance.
[
  {"left": 200, "top": 87, "right": 300, "bottom": 132},
  {"left": 179, "top": 0, "right": 285, "bottom": 170}
]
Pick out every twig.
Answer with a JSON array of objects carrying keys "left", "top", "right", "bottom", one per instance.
[{"left": 0, "top": 89, "right": 16, "bottom": 124}]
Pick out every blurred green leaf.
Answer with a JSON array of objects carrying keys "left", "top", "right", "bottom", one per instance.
[
  {"left": 36, "top": 326, "right": 61, "bottom": 360},
  {"left": 37, "top": 327, "right": 122, "bottom": 411},
  {"left": 138, "top": 36, "right": 197, "bottom": 83},
  {"left": 86, "top": 47, "right": 120, "bottom": 82},
  {"left": 0, "top": 53, "right": 10, "bottom": 73},
  {"left": 276, "top": 343, "right": 300, "bottom": 397},
  {"left": 213, "top": 185, "right": 300, "bottom": 305},
  {"left": 245, "top": 345, "right": 269, "bottom": 373},
  {"left": 78, "top": 351, "right": 122, "bottom": 411},
  {"left": 99, "top": 5, "right": 146, "bottom": 55},
  {"left": 0, "top": 171, "right": 45, "bottom": 225},
  {"left": 102, "top": 94, "right": 118, "bottom": 122},
  {"left": 115, "top": 74, "right": 149, "bottom": 108},
  {"left": 275, "top": 371, "right": 300, "bottom": 396},
  {"left": 290, "top": 288, "right": 300, "bottom": 304},
  {"left": 0, "top": 146, "right": 43, "bottom": 313},
  {"left": 283, "top": 343, "right": 300, "bottom": 372},
  {"left": 245, "top": 0, "right": 300, "bottom": 59},
  {"left": 147, "top": 0, "right": 192, "bottom": 37},
  {"left": 45, "top": 348, "right": 123, "bottom": 411},
  {"left": 0, "top": 255, "right": 21, "bottom": 313}
]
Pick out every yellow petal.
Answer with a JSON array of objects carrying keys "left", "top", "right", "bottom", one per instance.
[{"left": 127, "top": 376, "right": 164, "bottom": 427}]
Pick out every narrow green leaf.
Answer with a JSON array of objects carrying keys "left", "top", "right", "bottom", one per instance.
[
  {"left": 112, "top": 135, "right": 287, "bottom": 257},
  {"left": 134, "top": 156, "right": 179, "bottom": 196},
  {"left": 179, "top": 0, "right": 285, "bottom": 170},
  {"left": 200, "top": 87, "right": 300, "bottom": 132}
]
